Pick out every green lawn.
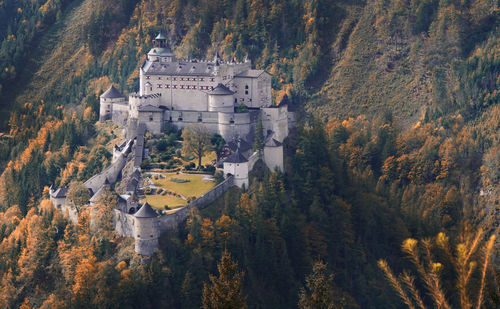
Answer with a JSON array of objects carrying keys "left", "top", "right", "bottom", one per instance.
[
  {"left": 152, "top": 173, "right": 215, "bottom": 199},
  {"left": 144, "top": 194, "right": 187, "bottom": 210}
]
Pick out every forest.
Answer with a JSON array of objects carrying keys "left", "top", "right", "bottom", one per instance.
[{"left": 0, "top": 0, "right": 498, "bottom": 308}]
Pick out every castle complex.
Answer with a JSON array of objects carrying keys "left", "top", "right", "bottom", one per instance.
[{"left": 51, "top": 33, "right": 295, "bottom": 258}]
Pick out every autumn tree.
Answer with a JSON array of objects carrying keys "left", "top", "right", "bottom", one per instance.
[
  {"left": 67, "top": 181, "right": 91, "bottom": 214},
  {"left": 202, "top": 249, "right": 247, "bottom": 309},
  {"left": 182, "top": 123, "right": 211, "bottom": 169},
  {"left": 379, "top": 229, "right": 496, "bottom": 309}
]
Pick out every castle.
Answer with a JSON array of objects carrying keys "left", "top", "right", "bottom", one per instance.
[{"left": 51, "top": 32, "right": 295, "bottom": 258}]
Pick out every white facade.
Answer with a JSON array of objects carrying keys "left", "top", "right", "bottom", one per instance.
[{"left": 223, "top": 161, "right": 249, "bottom": 188}]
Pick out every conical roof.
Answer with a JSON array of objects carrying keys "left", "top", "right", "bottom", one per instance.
[
  {"left": 209, "top": 83, "right": 234, "bottom": 95},
  {"left": 225, "top": 150, "right": 248, "bottom": 163},
  {"left": 134, "top": 202, "right": 157, "bottom": 218},
  {"left": 100, "top": 85, "right": 124, "bottom": 99}
]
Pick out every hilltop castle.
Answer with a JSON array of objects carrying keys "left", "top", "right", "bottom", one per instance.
[
  {"left": 99, "top": 33, "right": 294, "bottom": 181},
  {"left": 51, "top": 33, "right": 295, "bottom": 258}
]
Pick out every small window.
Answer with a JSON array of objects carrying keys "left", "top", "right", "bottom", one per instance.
[
  {"left": 181, "top": 77, "right": 184, "bottom": 81},
  {"left": 149, "top": 117, "right": 153, "bottom": 121},
  {"left": 200, "top": 78, "right": 204, "bottom": 81},
  {"left": 166, "top": 84, "right": 170, "bottom": 89},
  {"left": 157, "top": 84, "right": 162, "bottom": 88},
  {"left": 245, "top": 85, "right": 249, "bottom": 89},
  {"left": 234, "top": 98, "right": 237, "bottom": 103},
  {"left": 198, "top": 118, "right": 202, "bottom": 122},
  {"left": 146, "top": 76, "right": 150, "bottom": 79},
  {"left": 178, "top": 117, "right": 183, "bottom": 121},
  {"left": 158, "top": 76, "right": 162, "bottom": 80},
  {"left": 173, "top": 77, "right": 177, "bottom": 81},
  {"left": 181, "top": 85, "right": 184, "bottom": 89},
  {"left": 245, "top": 90, "right": 248, "bottom": 95},
  {"left": 210, "top": 78, "right": 215, "bottom": 82}
]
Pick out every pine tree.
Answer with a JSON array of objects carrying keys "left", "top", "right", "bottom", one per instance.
[
  {"left": 202, "top": 249, "right": 247, "bottom": 309},
  {"left": 298, "top": 261, "right": 343, "bottom": 309}
]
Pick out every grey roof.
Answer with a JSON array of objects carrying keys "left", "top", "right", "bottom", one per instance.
[
  {"left": 51, "top": 187, "right": 68, "bottom": 198},
  {"left": 100, "top": 85, "right": 124, "bottom": 99},
  {"left": 89, "top": 186, "right": 106, "bottom": 203},
  {"left": 138, "top": 104, "right": 163, "bottom": 112},
  {"left": 209, "top": 83, "right": 234, "bottom": 95},
  {"left": 148, "top": 47, "right": 175, "bottom": 57},
  {"left": 227, "top": 137, "right": 252, "bottom": 153},
  {"left": 135, "top": 202, "right": 157, "bottom": 218},
  {"left": 265, "top": 138, "right": 282, "bottom": 147},
  {"left": 155, "top": 32, "right": 167, "bottom": 40},
  {"left": 235, "top": 69, "right": 267, "bottom": 78},
  {"left": 143, "top": 60, "right": 216, "bottom": 76},
  {"left": 225, "top": 150, "right": 248, "bottom": 163}
]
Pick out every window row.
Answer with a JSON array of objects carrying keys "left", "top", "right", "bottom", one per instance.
[
  {"left": 155, "top": 84, "right": 214, "bottom": 90},
  {"left": 146, "top": 76, "right": 215, "bottom": 82}
]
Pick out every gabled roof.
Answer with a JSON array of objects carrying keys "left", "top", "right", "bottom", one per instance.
[
  {"left": 100, "top": 85, "right": 124, "bottom": 99},
  {"left": 225, "top": 150, "right": 248, "bottom": 163},
  {"left": 134, "top": 202, "right": 157, "bottom": 218},
  {"left": 138, "top": 105, "right": 163, "bottom": 112},
  {"left": 235, "top": 69, "right": 267, "bottom": 78},
  {"left": 51, "top": 187, "right": 69, "bottom": 198},
  {"left": 209, "top": 83, "right": 234, "bottom": 95}
]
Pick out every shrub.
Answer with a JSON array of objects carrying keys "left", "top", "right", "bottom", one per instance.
[{"left": 170, "top": 178, "right": 190, "bottom": 183}]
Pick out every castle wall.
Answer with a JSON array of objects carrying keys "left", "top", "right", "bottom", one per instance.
[
  {"left": 111, "top": 102, "right": 129, "bottom": 126},
  {"left": 261, "top": 106, "right": 289, "bottom": 142},
  {"left": 114, "top": 209, "right": 136, "bottom": 237},
  {"left": 84, "top": 153, "right": 127, "bottom": 193},
  {"left": 224, "top": 161, "right": 249, "bottom": 188},
  {"left": 263, "top": 146, "right": 283, "bottom": 172},
  {"left": 218, "top": 112, "right": 252, "bottom": 141},
  {"left": 138, "top": 111, "right": 163, "bottom": 134}
]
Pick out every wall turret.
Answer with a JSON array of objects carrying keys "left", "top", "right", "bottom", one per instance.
[
  {"left": 99, "top": 85, "right": 126, "bottom": 122},
  {"left": 208, "top": 83, "right": 235, "bottom": 113},
  {"left": 134, "top": 202, "right": 159, "bottom": 256}
]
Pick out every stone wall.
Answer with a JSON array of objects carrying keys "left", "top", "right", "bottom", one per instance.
[
  {"left": 114, "top": 209, "right": 135, "bottom": 238},
  {"left": 84, "top": 154, "right": 127, "bottom": 193}
]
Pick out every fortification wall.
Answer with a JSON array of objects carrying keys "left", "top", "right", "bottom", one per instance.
[
  {"left": 218, "top": 112, "right": 252, "bottom": 141},
  {"left": 84, "top": 154, "right": 127, "bottom": 193},
  {"left": 114, "top": 209, "right": 135, "bottom": 238}
]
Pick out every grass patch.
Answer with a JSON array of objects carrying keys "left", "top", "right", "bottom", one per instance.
[
  {"left": 179, "top": 150, "right": 217, "bottom": 167},
  {"left": 152, "top": 173, "right": 215, "bottom": 198},
  {"left": 144, "top": 194, "right": 187, "bottom": 210}
]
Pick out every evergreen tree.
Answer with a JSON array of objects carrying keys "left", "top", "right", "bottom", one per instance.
[
  {"left": 298, "top": 261, "right": 343, "bottom": 309},
  {"left": 202, "top": 249, "right": 247, "bottom": 309}
]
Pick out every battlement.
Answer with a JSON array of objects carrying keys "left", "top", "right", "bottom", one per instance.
[{"left": 129, "top": 92, "right": 162, "bottom": 99}]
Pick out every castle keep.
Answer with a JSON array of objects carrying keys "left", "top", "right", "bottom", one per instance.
[{"left": 52, "top": 32, "right": 295, "bottom": 258}]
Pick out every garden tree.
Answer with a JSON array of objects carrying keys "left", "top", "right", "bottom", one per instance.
[
  {"left": 182, "top": 123, "right": 211, "bottom": 169},
  {"left": 66, "top": 181, "right": 91, "bottom": 214},
  {"left": 379, "top": 229, "right": 496, "bottom": 309},
  {"left": 202, "top": 249, "right": 247, "bottom": 309},
  {"left": 298, "top": 261, "right": 344, "bottom": 309}
]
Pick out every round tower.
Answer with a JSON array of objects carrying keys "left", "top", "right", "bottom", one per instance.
[
  {"left": 133, "top": 202, "right": 159, "bottom": 256},
  {"left": 99, "top": 85, "right": 125, "bottom": 122},
  {"left": 208, "top": 83, "right": 235, "bottom": 113}
]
